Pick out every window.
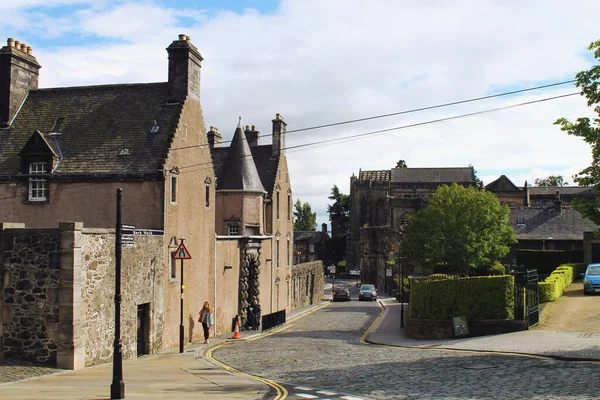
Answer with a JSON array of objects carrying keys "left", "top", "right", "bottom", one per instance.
[
  {"left": 287, "top": 238, "right": 291, "bottom": 266},
  {"left": 276, "top": 238, "right": 280, "bottom": 269},
  {"left": 286, "top": 279, "right": 290, "bottom": 306},
  {"left": 170, "top": 252, "right": 177, "bottom": 279},
  {"left": 276, "top": 190, "right": 280, "bottom": 220},
  {"left": 287, "top": 194, "right": 291, "bottom": 220},
  {"left": 276, "top": 282, "right": 280, "bottom": 309},
  {"left": 170, "top": 173, "right": 178, "bottom": 204},
  {"left": 205, "top": 184, "right": 210, "bottom": 208},
  {"left": 28, "top": 162, "right": 47, "bottom": 202},
  {"left": 228, "top": 223, "right": 240, "bottom": 236}
]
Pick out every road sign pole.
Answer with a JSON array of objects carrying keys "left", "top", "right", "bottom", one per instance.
[
  {"left": 179, "top": 237, "right": 185, "bottom": 354},
  {"left": 111, "top": 188, "right": 125, "bottom": 399}
]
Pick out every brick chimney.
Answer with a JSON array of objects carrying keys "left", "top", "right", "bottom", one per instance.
[
  {"left": 166, "top": 34, "right": 203, "bottom": 103},
  {"left": 207, "top": 126, "right": 221, "bottom": 148},
  {"left": 0, "top": 37, "right": 41, "bottom": 127},
  {"left": 322, "top": 223, "right": 327, "bottom": 233},
  {"left": 244, "top": 124, "right": 260, "bottom": 147},
  {"left": 272, "top": 113, "right": 287, "bottom": 157},
  {"left": 553, "top": 190, "right": 562, "bottom": 214}
]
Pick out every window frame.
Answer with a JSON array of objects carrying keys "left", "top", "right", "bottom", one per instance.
[
  {"left": 28, "top": 161, "right": 48, "bottom": 202},
  {"left": 228, "top": 223, "right": 241, "bottom": 236},
  {"left": 170, "top": 172, "right": 178, "bottom": 204}
]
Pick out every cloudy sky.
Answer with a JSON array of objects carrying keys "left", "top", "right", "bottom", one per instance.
[{"left": 3, "top": 0, "right": 599, "bottom": 228}]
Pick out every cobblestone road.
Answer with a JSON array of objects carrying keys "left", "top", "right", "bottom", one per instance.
[{"left": 213, "top": 300, "right": 600, "bottom": 400}]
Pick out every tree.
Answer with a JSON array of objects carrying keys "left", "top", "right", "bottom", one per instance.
[
  {"left": 293, "top": 199, "right": 316, "bottom": 231},
  {"left": 534, "top": 175, "right": 569, "bottom": 187},
  {"left": 469, "top": 164, "right": 484, "bottom": 189},
  {"left": 554, "top": 39, "right": 600, "bottom": 224},
  {"left": 400, "top": 183, "right": 516, "bottom": 274},
  {"left": 327, "top": 185, "right": 350, "bottom": 236},
  {"left": 395, "top": 159, "right": 407, "bottom": 168}
]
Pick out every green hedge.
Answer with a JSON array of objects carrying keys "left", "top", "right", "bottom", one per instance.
[
  {"left": 516, "top": 250, "right": 582, "bottom": 274},
  {"left": 539, "top": 263, "right": 576, "bottom": 303},
  {"left": 409, "top": 276, "right": 514, "bottom": 320}
]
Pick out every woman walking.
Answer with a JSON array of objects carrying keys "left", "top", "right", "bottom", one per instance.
[{"left": 198, "top": 301, "right": 214, "bottom": 344}]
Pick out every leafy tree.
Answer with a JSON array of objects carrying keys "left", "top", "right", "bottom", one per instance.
[
  {"left": 327, "top": 185, "right": 350, "bottom": 235},
  {"left": 469, "top": 164, "right": 484, "bottom": 189},
  {"left": 293, "top": 199, "right": 316, "bottom": 231},
  {"left": 534, "top": 175, "right": 569, "bottom": 186},
  {"left": 400, "top": 183, "right": 516, "bottom": 274},
  {"left": 395, "top": 159, "right": 408, "bottom": 168},
  {"left": 555, "top": 39, "right": 600, "bottom": 224}
]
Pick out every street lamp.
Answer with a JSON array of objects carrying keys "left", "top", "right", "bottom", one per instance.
[{"left": 399, "top": 257, "right": 405, "bottom": 328}]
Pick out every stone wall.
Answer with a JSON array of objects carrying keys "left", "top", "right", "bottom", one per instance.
[
  {"left": 1, "top": 222, "right": 165, "bottom": 369},
  {"left": 1, "top": 224, "right": 61, "bottom": 365},
  {"left": 291, "top": 261, "right": 324, "bottom": 311},
  {"left": 80, "top": 228, "right": 165, "bottom": 366}
]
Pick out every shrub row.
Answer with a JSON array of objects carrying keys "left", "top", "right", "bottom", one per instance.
[
  {"left": 516, "top": 249, "right": 582, "bottom": 275},
  {"left": 409, "top": 275, "right": 514, "bottom": 320},
  {"left": 539, "top": 263, "right": 578, "bottom": 302}
]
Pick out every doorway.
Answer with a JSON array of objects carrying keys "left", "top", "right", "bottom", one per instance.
[{"left": 137, "top": 303, "right": 150, "bottom": 357}]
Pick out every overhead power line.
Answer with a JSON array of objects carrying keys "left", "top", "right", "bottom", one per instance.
[
  {"left": 178, "top": 91, "right": 580, "bottom": 173},
  {"left": 170, "top": 79, "right": 577, "bottom": 151}
]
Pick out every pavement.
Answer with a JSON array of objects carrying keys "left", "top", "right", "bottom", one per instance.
[{"left": 1, "top": 283, "right": 599, "bottom": 399}]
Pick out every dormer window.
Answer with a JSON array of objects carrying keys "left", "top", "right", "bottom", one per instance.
[{"left": 28, "top": 162, "right": 48, "bottom": 202}]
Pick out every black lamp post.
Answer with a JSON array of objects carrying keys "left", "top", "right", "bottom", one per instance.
[
  {"left": 111, "top": 188, "right": 125, "bottom": 399},
  {"left": 400, "top": 257, "right": 405, "bottom": 328},
  {"left": 179, "top": 237, "right": 185, "bottom": 354}
]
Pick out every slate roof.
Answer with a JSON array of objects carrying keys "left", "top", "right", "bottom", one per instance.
[
  {"left": 509, "top": 207, "right": 599, "bottom": 240},
  {"left": 485, "top": 175, "right": 522, "bottom": 192},
  {"left": 360, "top": 170, "right": 391, "bottom": 182},
  {"left": 294, "top": 230, "right": 330, "bottom": 244},
  {"left": 211, "top": 131, "right": 279, "bottom": 194},
  {"left": 0, "top": 83, "right": 182, "bottom": 176},
  {"left": 528, "top": 186, "right": 597, "bottom": 197},
  {"left": 391, "top": 167, "right": 474, "bottom": 183}
]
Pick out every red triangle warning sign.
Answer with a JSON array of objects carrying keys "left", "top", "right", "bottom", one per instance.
[{"left": 173, "top": 242, "right": 192, "bottom": 260}]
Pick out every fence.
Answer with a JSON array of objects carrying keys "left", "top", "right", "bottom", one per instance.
[{"left": 261, "top": 310, "right": 286, "bottom": 331}]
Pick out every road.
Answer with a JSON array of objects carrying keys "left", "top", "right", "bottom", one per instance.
[{"left": 213, "top": 284, "right": 599, "bottom": 400}]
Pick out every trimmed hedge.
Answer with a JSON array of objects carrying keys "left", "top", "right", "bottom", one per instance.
[
  {"left": 409, "top": 276, "right": 514, "bottom": 320},
  {"left": 538, "top": 263, "right": 577, "bottom": 303},
  {"left": 516, "top": 249, "right": 582, "bottom": 275}
]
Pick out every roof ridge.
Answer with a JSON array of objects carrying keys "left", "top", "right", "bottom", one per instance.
[{"left": 32, "top": 82, "right": 167, "bottom": 92}]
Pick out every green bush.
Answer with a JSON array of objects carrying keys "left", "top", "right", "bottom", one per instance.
[
  {"left": 409, "top": 276, "right": 514, "bottom": 320},
  {"left": 488, "top": 263, "right": 507, "bottom": 276},
  {"left": 539, "top": 281, "right": 561, "bottom": 302}
]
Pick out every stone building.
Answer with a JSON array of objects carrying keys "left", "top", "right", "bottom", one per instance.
[
  {"left": 0, "top": 35, "right": 299, "bottom": 368},
  {"left": 347, "top": 167, "right": 476, "bottom": 289},
  {"left": 293, "top": 223, "right": 332, "bottom": 265}
]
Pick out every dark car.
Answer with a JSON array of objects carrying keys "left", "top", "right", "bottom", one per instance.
[
  {"left": 333, "top": 286, "right": 351, "bottom": 302},
  {"left": 359, "top": 284, "right": 377, "bottom": 301}
]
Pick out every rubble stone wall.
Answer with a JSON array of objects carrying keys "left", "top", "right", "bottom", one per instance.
[{"left": 291, "top": 261, "right": 324, "bottom": 310}]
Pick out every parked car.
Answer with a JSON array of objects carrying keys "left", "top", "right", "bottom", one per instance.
[
  {"left": 583, "top": 263, "right": 600, "bottom": 295},
  {"left": 359, "top": 284, "right": 377, "bottom": 301},
  {"left": 333, "top": 286, "right": 351, "bottom": 302}
]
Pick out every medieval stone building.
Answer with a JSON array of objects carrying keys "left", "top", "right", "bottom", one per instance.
[
  {"left": 347, "top": 167, "right": 476, "bottom": 289},
  {"left": 0, "top": 35, "right": 302, "bottom": 368}
]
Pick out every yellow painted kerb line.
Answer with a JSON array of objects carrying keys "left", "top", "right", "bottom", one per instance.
[
  {"left": 360, "top": 300, "right": 385, "bottom": 344},
  {"left": 206, "top": 343, "right": 288, "bottom": 399}
]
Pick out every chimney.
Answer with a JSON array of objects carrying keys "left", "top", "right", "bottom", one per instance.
[
  {"left": 322, "top": 223, "right": 327, "bottom": 233},
  {"left": 207, "top": 126, "right": 222, "bottom": 149},
  {"left": 244, "top": 124, "right": 260, "bottom": 147},
  {"left": 553, "top": 190, "right": 562, "bottom": 214},
  {"left": 166, "top": 34, "right": 203, "bottom": 103},
  {"left": 271, "top": 113, "right": 287, "bottom": 157},
  {"left": 523, "top": 180, "right": 529, "bottom": 207},
  {"left": 0, "top": 37, "right": 42, "bottom": 127}
]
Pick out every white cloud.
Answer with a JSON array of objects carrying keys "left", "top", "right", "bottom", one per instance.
[{"left": 1, "top": 0, "right": 599, "bottom": 226}]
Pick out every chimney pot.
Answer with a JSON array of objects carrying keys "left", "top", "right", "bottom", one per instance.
[
  {"left": 7, "top": 38, "right": 14, "bottom": 47},
  {"left": 275, "top": 113, "right": 282, "bottom": 120},
  {"left": 14, "top": 40, "right": 20, "bottom": 49},
  {"left": 20, "top": 43, "right": 27, "bottom": 52},
  {"left": 251, "top": 125, "right": 256, "bottom": 131},
  {"left": 27, "top": 46, "right": 32, "bottom": 55},
  {"left": 186, "top": 36, "right": 191, "bottom": 41},
  {"left": 178, "top": 34, "right": 186, "bottom": 40}
]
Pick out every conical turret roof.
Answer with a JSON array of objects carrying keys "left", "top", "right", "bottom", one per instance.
[{"left": 219, "top": 118, "right": 265, "bottom": 193}]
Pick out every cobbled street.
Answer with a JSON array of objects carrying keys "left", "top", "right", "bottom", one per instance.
[{"left": 213, "top": 298, "right": 600, "bottom": 400}]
